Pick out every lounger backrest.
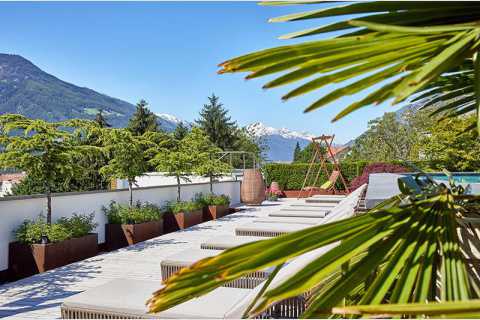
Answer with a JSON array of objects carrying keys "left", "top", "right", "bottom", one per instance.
[
  {"left": 226, "top": 185, "right": 368, "bottom": 318},
  {"left": 225, "top": 243, "right": 339, "bottom": 318},
  {"left": 319, "top": 184, "right": 366, "bottom": 224}
]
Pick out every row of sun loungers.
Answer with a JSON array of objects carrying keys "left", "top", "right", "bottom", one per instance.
[{"left": 60, "top": 185, "right": 367, "bottom": 319}]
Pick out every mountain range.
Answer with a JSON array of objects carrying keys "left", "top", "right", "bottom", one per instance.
[{"left": 0, "top": 53, "right": 316, "bottom": 162}]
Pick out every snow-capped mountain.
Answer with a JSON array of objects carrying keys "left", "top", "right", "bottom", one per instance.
[
  {"left": 156, "top": 113, "right": 191, "bottom": 132},
  {"left": 155, "top": 115, "right": 315, "bottom": 162},
  {"left": 246, "top": 122, "right": 314, "bottom": 162}
]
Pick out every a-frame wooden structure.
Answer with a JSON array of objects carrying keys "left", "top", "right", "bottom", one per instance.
[{"left": 297, "top": 134, "right": 350, "bottom": 199}]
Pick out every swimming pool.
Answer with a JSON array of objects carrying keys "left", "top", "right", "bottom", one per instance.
[{"left": 420, "top": 173, "right": 480, "bottom": 184}]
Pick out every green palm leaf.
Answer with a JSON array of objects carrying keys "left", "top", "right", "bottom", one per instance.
[
  {"left": 148, "top": 178, "right": 480, "bottom": 317},
  {"left": 218, "top": 1, "right": 480, "bottom": 131}
]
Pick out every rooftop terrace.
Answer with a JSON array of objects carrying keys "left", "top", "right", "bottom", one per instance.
[{"left": 0, "top": 199, "right": 297, "bottom": 319}]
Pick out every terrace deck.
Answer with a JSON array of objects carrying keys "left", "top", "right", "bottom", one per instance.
[{"left": 0, "top": 199, "right": 298, "bottom": 319}]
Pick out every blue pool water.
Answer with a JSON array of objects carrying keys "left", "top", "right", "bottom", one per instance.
[{"left": 427, "top": 173, "right": 480, "bottom": 184}]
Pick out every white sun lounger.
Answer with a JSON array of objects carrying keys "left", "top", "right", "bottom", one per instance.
[
  {"left": 61, "top": 243, "right": 338, "bottom": 319},
  {"left": 311, "top": 194, "right": 345, "bottom": 199},
  {"left": 200, "top": 235, "right": 264, "bottom": 250},
  {"left": 288, "top": 203, "right": 336, "bottom": 208},
  {"left": 236, "top": 185, "right": 366, "bottom": 237},
  {"left": 269, "top": 210, "right": 328, "bottom": 218},
  {"left": 254, "top": 216, "right": 322, "bottom": 225},
  {"left": 304, "top": 197, "right": 342, "bottom": 204},
  {"left": 161, "top": 248, "right": 268, "bottom": 289}
]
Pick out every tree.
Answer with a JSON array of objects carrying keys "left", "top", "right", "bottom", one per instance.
[
  {"left": 188, "top": 130, "right": 232, "bottom": 193},
  {"left": 347, "top": 112, "right": 417, "bottom": 162},
  {"left": 195, "top": 94, "right": 238, "bottom": 150},
  {"left": 95, "top": 109, "right": 111, "bottom": 128},
  {"left": 173, "top": 122, "right": 189, "bottom": 140},
  {"left": 99, "top": 129, "right": 152, "bottom": 206},
  {"left": 292, "top": 142, "right": 301, "bottom": 162},
  {"left": 127, "top": 99, "right": 159, "bottom": 135},
  {"left": 218, "top": 2, "right": 480, "bottom": 133},
  {"left": 0, "top": 115, "right": 97, "bottom": 223},
  {"left": 420, "top": 114, "right": 480, "bottom": 171},
  {"left": 292, "top": 143, "right": 324, "bottom": 163}
]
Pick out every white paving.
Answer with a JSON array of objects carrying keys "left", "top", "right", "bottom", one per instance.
[{"left": 0, "top": 199, "right": 298, "bottom": 319}]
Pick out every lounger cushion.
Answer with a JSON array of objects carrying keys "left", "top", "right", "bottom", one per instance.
[
  {"left": 237, "top": 222, "right": 309, "bottom": 234},
  {"left": 311, "top": 195, "right": 345, "bottom": 199},
  {"left": 61, "top": 278, "right": 251, "bottom": 318},
  {"left": 201, "top": 235, "right": 265, "bottom": 250},
  {"left": 270, "top": 211, "right": 327, "bottom": 218},
  {"left": 254, "top": 217, "right": 322, "bottom": 225},
  {"left": 280, "top": 207, "right": 331, "bottom": 212},
  {"left": 161, "top": 249, "right": 219, "bottom": 266}
]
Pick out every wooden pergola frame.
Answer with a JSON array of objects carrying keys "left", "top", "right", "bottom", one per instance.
[{"left": 297, "top": 134, "right": 350, "bottom": 198}]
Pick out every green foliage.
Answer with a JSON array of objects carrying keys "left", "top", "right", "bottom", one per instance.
[
  {"left": 264, "top": 162, "right": 369, "bottom": 190},
  {"left": 346, "top": 110, "right": 480, "bottom": 171},
  {"left": 102, "top": 201, "right": 164, "bottom": 224},
  {"left": 292, "top": 142, "right": 301, "bottom": 162},
  {"left": 57, "top": 213, "right": 98, "bottom": 238},
  {"left": 99, "top": 129, "right": 169, "bottom": 205},
  {"left": 347, "top": 111, "right": 428, "bottom": 162},
  {"left": 195, "top": 94, "right": 238, "bottom": 150},
  {"left": 194, "top": 193, "right": 230, "bottom": 206},
  {"left": 127, "top": 99, "right": 159, "bottom": 135},
  {"left": 173, "top": 122, "right": 190, "bottom": 140},
  {"left": 0, "top": 115, "right": 100, "bottom": 222},
  {"left": 15, "top": 213, "right": 97, "bottom": 244},
  {"left": 420, "top": 114, "right": 480, "bottom": 171},
  {"left": 148, "top": 177, "right": 480, "bottom": 317},
  {"left": 167, "top": 200, "right": 203, "bottom": 214},
  {"left": 151, "top": 127, "right": 223, "bottom": 200},
  {"left": 292, "top": 143, "right": 323, "bottom": 163},
  {"left": 95, "top": 109, "right": 111, "bottom": 128},
  {"left": 218, "top": 2, "right": 480, "bottom": 130}
]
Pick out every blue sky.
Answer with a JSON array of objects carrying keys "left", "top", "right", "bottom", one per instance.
[{"left": 0, "top": 1, "right": 406, "bottom": 144}]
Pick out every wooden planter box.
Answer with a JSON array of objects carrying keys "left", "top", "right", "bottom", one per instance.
[
  {"left": 8, "top": 233, "right": 98, "bottom": 280},
  {"left": 203, "top": 205, "right": 229, "bottom": 221},
  {"left": 163, "top": 209, "right": 203, "bottom": 232},
  {"left": 105, "top": 220, "right": 164, "bottom": 251}
]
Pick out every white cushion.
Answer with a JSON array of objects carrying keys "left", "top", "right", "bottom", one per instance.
[
  {"left": 161, "top": 249, "right": 220, "bottom": 266},
  {"left": 201, "top": 235, "right": 264, "bottom": 249},
  {"left": 254, "top": 217, "right": 322, "bottom": 225}
]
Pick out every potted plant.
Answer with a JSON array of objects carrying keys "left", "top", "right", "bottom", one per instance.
[
  {"left": 163, "top": 200, "right": 203, "bottom": 232},
  {"left": 266, "top": 190, "right": 279, "bottom": 201},
  {"left": 9, "top": 213, "right": 98, "bottom": 280},
  {"left": 103, "top": 201, "right": 164, "bottom": 251},
  {"left": 196, "top": 193, "right": 231, "bottom": 221}
]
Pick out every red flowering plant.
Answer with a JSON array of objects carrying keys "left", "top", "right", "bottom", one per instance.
[{"left": 350, "top": 162, "right": 411, "bottom": 190}]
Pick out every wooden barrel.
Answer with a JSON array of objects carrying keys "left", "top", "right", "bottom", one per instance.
[{"left": 241, "top": 169, "right": 266, "bottom": 205}]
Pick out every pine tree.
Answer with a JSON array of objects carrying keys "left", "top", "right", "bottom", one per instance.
[
  {"left": 293, "top": 142, "right": 301, "bottom": 162},
  {"left": 173, "top": 122, "right": 189, "bottom": 140},
  {"left": 127, "top": 99, "right": 159, "bottom": 135},
  {"left": 95, "top": 109, "right": 111, "bottom": 128},
  {"left": 195, "top": 94, "right": 238, "bottom": 150}
]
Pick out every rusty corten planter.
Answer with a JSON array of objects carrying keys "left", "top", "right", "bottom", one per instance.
[
  {"left": 105, "top": 220, "right": 164, "bottom": 251},
  {"left": 163, "top": 209, "right": 203, "bottom": 232},
  {"left": 8, "top": 233, "right": 98, "bottom": 280},
  {"left": 203, "top": 205, "right": 229, "bottom": 221}
]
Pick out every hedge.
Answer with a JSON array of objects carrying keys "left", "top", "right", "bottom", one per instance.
[
  {"left": 263, "top": 160, "right": 477, "bottom": 190},
  {"left": 263, "top": 162, "right": 369, "bottom": 191}
]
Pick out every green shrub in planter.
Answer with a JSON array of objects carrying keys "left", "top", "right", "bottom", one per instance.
[
  {"left": 194, "top": 193, "right": 230, "bottom": 207},
  {"left": 15, "top": 213, "right": 98, "bottom": 245},
  {"left": 167, "top": 200, "right": 203, "bottom": 214},
  {"left": 102, "top": 201, "right": 164, "bottom": 224}
]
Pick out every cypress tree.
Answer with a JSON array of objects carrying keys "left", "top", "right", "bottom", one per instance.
[
  {"left": 127, "top": 99, "right": 159, "bottom": 135},
  {"left": 195, "top": 94, "right": 238, "bottom": 150},
  {"left": 293, "top": 142, "right": 301, "bottom": 162},
  {"left": 95, "top": 109, "right": 111, "bottom": 128},
  {"left": 173, "top": 122, "right": 190, "bottom": 140}
]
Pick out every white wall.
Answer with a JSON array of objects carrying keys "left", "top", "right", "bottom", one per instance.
[
  {"left": 116, "top": 172, "right": 237, "bottom": 189},
  {"left": 0, "top": 180, "right": 240, "bottom": 272}
]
